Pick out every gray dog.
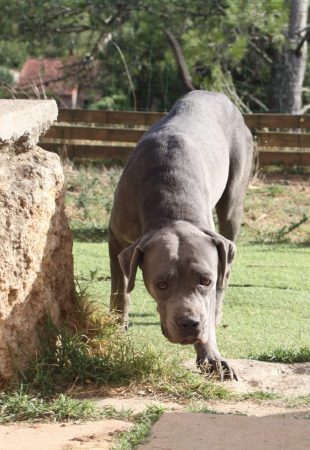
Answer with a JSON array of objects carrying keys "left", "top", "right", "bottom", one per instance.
[{"left": 108, "top": 90, "right": 253, "bottom": 380}]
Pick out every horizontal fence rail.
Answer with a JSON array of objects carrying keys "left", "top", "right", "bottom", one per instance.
[{"left": 40, "top": 109, "right": 310, "bottom": 166}]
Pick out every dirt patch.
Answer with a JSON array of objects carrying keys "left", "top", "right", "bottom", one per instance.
[
  {"left": 0, "top": 359, "right": 309, "bottom": 449},
  {"left": 0, "top": 419, "right": 131, "bottom": 450},
  {"left": 223, "top": 359, "right": 310, "bottom": 397},
  {"left": 184, "top": 358, "right": 310, "bottom": 397}
]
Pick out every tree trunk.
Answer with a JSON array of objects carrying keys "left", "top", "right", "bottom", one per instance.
[{"left": 270, "top": 0, "right": 308, "bottom": 113}]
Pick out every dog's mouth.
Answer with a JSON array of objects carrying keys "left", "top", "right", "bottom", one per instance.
[
  {"left": 180, "top": 337, "right": 200, "bottom": 345},
  {"left": 161, "top": 324, "right": 203, "bottom": 345}
]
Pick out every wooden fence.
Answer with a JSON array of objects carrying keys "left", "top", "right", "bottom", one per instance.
[{"left": 40, "top": 109, "right": 310, "bottom": 166}]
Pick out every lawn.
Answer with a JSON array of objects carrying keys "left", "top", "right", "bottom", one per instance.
[
  {"left": 67, "top": 163, "right": 309, "bottom": 364},
  {"left": 68, "top": 163, "right": 309, "bottom": 365},
  {"left": 73, "top": 240, "right": 310, "bottom": 363}
]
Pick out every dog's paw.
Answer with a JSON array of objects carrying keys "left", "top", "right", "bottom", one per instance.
[{"left": 197, "top": 358, "right": 238, "bottom": 382}]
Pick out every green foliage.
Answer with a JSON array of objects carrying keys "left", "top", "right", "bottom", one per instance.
[
  {"left": 0, "top": 66, "right": 13, "bottom": 97},
  {"left": 0, "top": 67, "right": 13, "bottom": 84},
  {"left": 0, "top": 0, "right": 295, "bottom": 110},
  {"left": 90, "top": 94, "right": 131, "bottom": 111}
]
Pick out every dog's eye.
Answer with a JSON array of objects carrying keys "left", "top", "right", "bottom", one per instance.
[
  {"left": 200, "top": 277, "right": 211, "bottom": 286},
  {"left": 157, "top": 281, "right": 168, "bottom": 290}
]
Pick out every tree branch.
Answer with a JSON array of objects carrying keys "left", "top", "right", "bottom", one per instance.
[
  {"left": 301, "top": 103, "right": 310, "bottom": 114},
  {"left": 165, "top": 29, "right": 196, "bottom": 92},
  {"left": 295, "top": 28, "right": 310, "bottom": 56},
  {"left": 248, "top": 40, "right": 272, "bottom": 64}
]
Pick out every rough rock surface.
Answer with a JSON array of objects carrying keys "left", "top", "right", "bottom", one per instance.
[
  {"left": 0, "top": 100, "right": 75, "bottom": 379},
  {"left": 0, "top": 100, "right": 58, "bottom": 146}
]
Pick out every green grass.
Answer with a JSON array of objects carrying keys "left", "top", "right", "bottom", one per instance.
[
  {"left": 73, "top": 241, "right": 310, "bottom": 362},
  {"left": 0, "top": 390, "right": 98, "bottom": 423},
  {"left": 250, "top": 346, "right": 310, "bottom": 363},
  {"left": 112, "top": 406, "right": 164, "bottom": 450},
  {"left": 284, "top": 395, "right": 310, "bottom": 408},
  {"left": 16, "top": 289, "right": 228, "bottom": 401},
  {"left": 65, "top": 164, "right": 310, "bottom": 245},
  {"left": 240, "top": 391, "right": 282, "bottom": 401},
  {"left": 66, "top": 164, "right": 310, "bottom": 365}
]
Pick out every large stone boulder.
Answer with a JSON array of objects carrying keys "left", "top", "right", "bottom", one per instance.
[{"left": 0, "top": 100, "right": 76, "bottom": 379}]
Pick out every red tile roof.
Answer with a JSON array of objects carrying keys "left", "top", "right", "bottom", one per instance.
[
  {"left": 17, "top": 57, "right": 98, "bottom": 97},
  {"left": 17, "top": 58, "right": 74, "bottom": 96}
]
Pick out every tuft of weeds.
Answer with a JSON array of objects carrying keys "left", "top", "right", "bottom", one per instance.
[
  {"left": 101, "top": 406, "right": 134, "bottom": 422},
  {"left": 186, "top": 403, "right": 219, "bottom": 414},
  {"left": 153, "top": 369, "right": 230, "bottom": 401},
  {"left": 17, "top": 286, "right": 229, "bottom": 402},
  {"left": 251, "top": 346, "right": 310, "bottom": 363},
  {"left": 20, "top": 318, "right": 167, "bottom": 395},
  {"left": 112, "top": 405, "right": 164, "bottom": 450},
  {"left": 284, "top": 394, "right": 310, "bottom": 408},
  {"left": 0, "top": 390, "right": 98, "bottom": 423},
  {"left": 240, "top": 391, "right": 282, "bottom": 401},
  {"left": 270, "top": 214, "right": 309, "bottom": 243}
]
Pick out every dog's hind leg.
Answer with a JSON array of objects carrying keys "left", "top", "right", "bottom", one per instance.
[
  {"left": 214, "top": 130, "right": 253, "bottom": 325},
  {"left": 216, "top": 129, "right": 253, "bottom": 242}
]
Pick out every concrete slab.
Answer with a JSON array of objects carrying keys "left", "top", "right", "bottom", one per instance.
[
  {"left": 0, "top": 99, "right": 57, "bottom": 145},
  {"left": 138, "top": 413, "right": 310, "bottom": 450}
]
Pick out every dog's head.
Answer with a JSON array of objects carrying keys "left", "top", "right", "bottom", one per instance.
[{"left": 118, "top": 221, "right": 235, "bottom": 345}]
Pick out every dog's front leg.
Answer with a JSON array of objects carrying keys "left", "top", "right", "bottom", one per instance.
[
  {"left": 194, "top": 294, "right": 237, "bottom": 381},
  {"left": 108, "top": 225, "right": 130, "bottom": 330}
]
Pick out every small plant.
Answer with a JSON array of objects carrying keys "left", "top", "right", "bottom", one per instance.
[
  {"left": 113, "top": 405, "right": 164, "bottom": 450},
  {"left": 101, "top": 405, "right": 134, "bottom": 422},
  {"left": 272, "top": 214, "right": 308, "bottom": 242},
  {"left": 186, "top": 403, "right": 219, "bottom": 414},
  {"left": 266, "top": 184, "right": 285, "bottom": 197}
]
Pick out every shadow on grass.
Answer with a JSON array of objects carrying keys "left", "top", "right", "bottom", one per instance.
[
  {"left": 71, "top": 226, "right": 108, "bottom": 242},
  {"left": 130, "top": 313, "right": 155, "bottom": 318},
  {"left": 229, "top": 283, "right": 306, "bottom": 291},
  {"left": 242, "top": 240, "right": 310, "bottom": 249}
]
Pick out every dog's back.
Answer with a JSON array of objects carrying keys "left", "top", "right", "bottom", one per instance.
[{"left": 111, "top": 91, "right": 252, "bottom": 240}]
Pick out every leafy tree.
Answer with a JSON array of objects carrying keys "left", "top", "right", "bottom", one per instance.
[{"left": 0, "top": 0, "right": 308, "bottom": 112}]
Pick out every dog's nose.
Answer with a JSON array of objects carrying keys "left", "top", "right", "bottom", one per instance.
[{"left": 179, "top": 317, "right": 200, "bottom": 330}]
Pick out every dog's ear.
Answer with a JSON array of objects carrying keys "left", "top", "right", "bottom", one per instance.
[
  {"left": 118, "top": 231, "right": 156, "bottom": 293},
  {"left": 204, "top": 230, "right": 236, "bottom": 289},
  {"left": 118, "top": 240, "right": 143, "bottom": 293}
]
